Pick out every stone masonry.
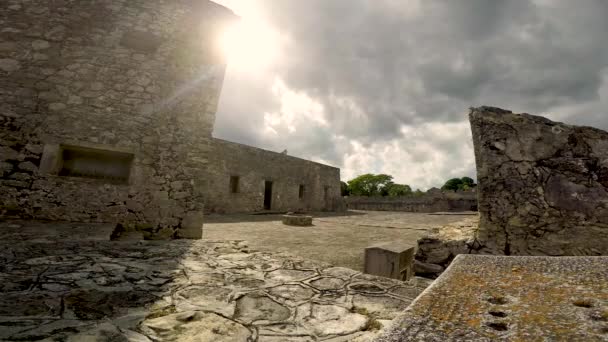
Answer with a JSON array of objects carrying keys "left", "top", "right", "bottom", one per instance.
[
  {"left": 471, "top": 106, "right": 608, "bottom": 256},
  {"left": 415, "top": 106, "right": 608, "bottom": 277},
  {"left": 205, "top": 138, "right": 343, "bottom": 213},
  {"left": 0, "top": 0, "right": 235, "bottom": 238},
  {"left": 345, "top": 190, "right": 477, "bottom": 213}
]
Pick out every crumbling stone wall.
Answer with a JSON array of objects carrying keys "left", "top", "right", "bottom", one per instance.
[
  {"left": 471, "top": 106, "right": 608, "bottom": 255},
  {"left": 345, "top": 191, "right": 477, "bottom": 213},
  {"left": 204, "top": 139, "right": 343, "bottom": 213},
  {"left": 0, "top": 0, "right": 234, "bottom": 238}
]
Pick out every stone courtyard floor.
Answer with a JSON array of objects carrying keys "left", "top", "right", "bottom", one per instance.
[
  {"left": 0, "top": 219, "right": 435, "bottom": 341},
  {"left": 204, "top": 210, "right": 477, "bottom": 271}
]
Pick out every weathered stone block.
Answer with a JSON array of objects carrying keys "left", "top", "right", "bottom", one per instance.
[
  {"left": 364, "top": 242, "right": 415, "bottom": 281},
  {"left": 375, "top": 255, "right": 608, "bottom": 341},
  {"left": 282, "top": 214, "right": 313, "bottom": 226},
  {"left": 470, "top": 106, "right": 608, "bottom": 256}
]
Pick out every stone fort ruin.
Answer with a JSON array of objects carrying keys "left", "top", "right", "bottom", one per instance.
[
  {"left": 415, "top": 106, "right": 608, "bottom": 276},
  {"left": 0, "top": 0, "right": 342, "bottom": 239}
]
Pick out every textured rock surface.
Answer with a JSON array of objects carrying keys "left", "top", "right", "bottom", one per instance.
[
  {"left": 0, "top": 0, "right": 234, "bottom": 237},
  {"left": 0, "top": 220, "right": 432, "bottom": 341},
  {"left": 375, "top": 255, "right": 608, "bottom": 341},
  {"left": 470, "top": 107, "right": 608, "bottom": 255}
]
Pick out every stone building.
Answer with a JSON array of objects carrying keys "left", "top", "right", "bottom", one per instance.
[
  {"left": 0, "top": 0, "right": 343, "bottom": 238},
  {"left": 205, "top": 138, "right": 342, "bottom": 214}
]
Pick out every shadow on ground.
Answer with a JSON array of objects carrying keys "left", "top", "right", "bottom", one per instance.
[
  {"left": 0, "top": 219, "right": 432, "bottom": 341},
  {"left": 205, "top": 210, "right": 366, "bottom": 224}
]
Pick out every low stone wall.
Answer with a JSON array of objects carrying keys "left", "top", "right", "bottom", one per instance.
[{"left": 345, "top": 192, "right": 477, "bottom": 213}]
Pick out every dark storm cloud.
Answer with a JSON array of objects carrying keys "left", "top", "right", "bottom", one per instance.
[{"left": 214, "top": 0, "right": 608, "bottom": 187}]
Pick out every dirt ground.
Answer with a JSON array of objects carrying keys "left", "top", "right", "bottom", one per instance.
[{"left": 204, "top": 210, "right": 477, "bottom": 271}]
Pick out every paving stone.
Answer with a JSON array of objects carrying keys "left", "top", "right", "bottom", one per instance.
[
  {"left": 141, "top": 311, "right": 251, "bottom": 341},
  {"left": 1, "top": 222, "right": 428, "bottom": 341},
  {"left": 297, "top": 303, "right": 368, "bottom": 337},
  {"left": 234, "top": 293, "right": 292, "bottom": 324},
  {"left": 308, "top": 277, "right": 346, "bottom": 291},
  {"left": 268, "top": 284, "right": 316, "bottom": 303},
  {"left": 266, "top": 269, "right": 317, "bottom": 283}
]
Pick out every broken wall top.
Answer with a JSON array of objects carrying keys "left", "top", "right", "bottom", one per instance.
[{"left": 469, "top": 106, "right": 608, "bottom": 256}]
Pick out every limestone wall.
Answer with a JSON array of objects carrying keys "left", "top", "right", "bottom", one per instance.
[
  {"left": 471, "top": 106, "right": 608, "bottom": 255},
  {"left": 0, "top": 0, "right": 234, "bottom": 238},
  {"left": 204, "top": 138, "right": 343, "bottom": 213},
  {"left": 345, "top": 192, "right": 477, "bottom": 212}
]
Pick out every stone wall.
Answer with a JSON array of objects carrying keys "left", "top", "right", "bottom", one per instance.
[
  {"left": 204, "top": 138, "right": 343, "bottom": 213},
  {"left": 415, "top": 106, "right": 608, "bottom": 278},
  {"left": 0, "top": 0, "right": 234, "bottom": 238},
  {"left": 345, "top": 191, "right": 477, "bottom": 213},
  {"left": 471, "top": 106, "right": 608, "bottom": 255}
]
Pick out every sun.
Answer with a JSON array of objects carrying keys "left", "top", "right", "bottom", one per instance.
[{"left": 217, "top": 15, "right": 281, "bottom": 73}]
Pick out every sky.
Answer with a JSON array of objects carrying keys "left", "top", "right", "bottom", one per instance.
[{"left": 212, "top": 0, "right": 608, "bottom": 190}]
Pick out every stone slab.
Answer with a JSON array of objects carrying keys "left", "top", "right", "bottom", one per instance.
[{"left": 375, "top": 255, "right": 608, "bottom": 341}]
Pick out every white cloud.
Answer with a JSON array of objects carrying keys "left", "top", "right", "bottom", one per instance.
[
  {"left": 212, "top": 0, "right": 608, "bottom": 191},
  {"left": 341, "top": 121, "right": 474, "bottom": 190}
]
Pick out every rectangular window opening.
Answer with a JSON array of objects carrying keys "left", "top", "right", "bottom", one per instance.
[
  {"left": 230, "top": 176, "right": 240, "bottom": 193},
  {"left": 299, "top": 184, "right": 305, "bottom": 199},
  {"left": 58, "top": 145, "right": 133, "bottom": 183}
]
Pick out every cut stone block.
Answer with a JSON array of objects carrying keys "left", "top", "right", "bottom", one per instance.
[
  {"left": 375, "top": 255, "right": 608, "bottom": 341},
  {"left": 282, "top": 214, "right": 313, "bottom": 226},
  {"left": 364, "top": 242, "right": 415, "bottom": 281}
]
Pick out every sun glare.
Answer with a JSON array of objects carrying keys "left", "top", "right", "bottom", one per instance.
[{"left": 218, "top": 17, "right": 281, "bottom": 73}]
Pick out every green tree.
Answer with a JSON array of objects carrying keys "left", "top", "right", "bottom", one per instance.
[
  {"left": 461, "top": 177, "right": 475, "bottom": 187},
  {"left": 347, "top": 174, "right": 394, "bottom": 196},
  {"left": 412, "top": 189, "right": 425, "bottom": 197},
  {"left": 441, "top": 178, "right": 463, "bottom": 191},
  {"left": 441, "top": 177, "right": 477, "bottom": 191},
  {"left": 386, "top": 183, "right": 413, "bottom": 197}
]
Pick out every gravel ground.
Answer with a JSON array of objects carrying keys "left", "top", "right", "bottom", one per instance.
[{"left": 204, "top": 210, "right": 478, "bottom": 271}]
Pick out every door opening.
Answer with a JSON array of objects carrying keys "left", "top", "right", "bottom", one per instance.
[{"left": 264, "top": 181, "right": 273, "bottom": 210}]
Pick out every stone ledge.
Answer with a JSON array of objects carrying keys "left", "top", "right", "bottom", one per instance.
[{"left": 375, "top": 255, "right": 608, "bottom": 341}]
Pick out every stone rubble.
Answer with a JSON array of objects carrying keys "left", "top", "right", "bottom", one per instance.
[
  {"left": 0, "top": 220, "right": 431, "bottom": 341},
  {"left": 414, "top": 217, "right": 479, "bottom": 278}
]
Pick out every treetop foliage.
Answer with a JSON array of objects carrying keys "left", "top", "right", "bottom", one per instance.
[{"left": 342, "top": 174, "right": 476, "bottom": 197}]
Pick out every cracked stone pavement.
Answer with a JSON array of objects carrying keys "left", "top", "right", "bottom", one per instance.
[{"left": 0, "top": 220, "right": 431, "bottom": 341}]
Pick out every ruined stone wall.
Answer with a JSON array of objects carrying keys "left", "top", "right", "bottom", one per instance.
[
  {"left": 345, "top": 192, "right": 477, "bottom": 212},
  {"left": 0, "top": 0, "right": 234, "bottom": 238},
  {"left": 471, "top": 106, "right": 608, "bottom": 255},
  {"left": 205, "top": 138, "right": 343, "bottom": 213}
]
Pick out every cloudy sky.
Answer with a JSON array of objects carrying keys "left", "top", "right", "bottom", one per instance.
[{"left": 212, "top": 0, "right": 608, "bottom": 190}]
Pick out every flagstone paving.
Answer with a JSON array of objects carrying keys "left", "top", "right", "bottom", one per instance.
[{"left": 0, "top": 220, "right": 432, "bottom": 341}]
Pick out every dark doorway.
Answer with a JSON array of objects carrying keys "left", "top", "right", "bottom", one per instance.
[{"left": 264, "top": 181, "right": 273, "bottom": 210}]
